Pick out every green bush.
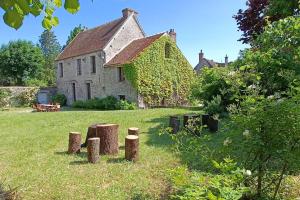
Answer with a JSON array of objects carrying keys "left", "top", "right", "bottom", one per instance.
[
  {"left": 14, "top": 88, "right": 38, "bottom": 106},
  {"left": 72, "top": 96, "right": 136, "bottom": 110},
  {"left": 168, "top": 159, "right": 250, "bottom": 200},
  {"left": 116, "top": 100, "right": 136, "bottom": 110},
  {"left": 51, "top": 93, "right": 67, "bottom": 106},
  {"left": 0, "top": 88, "right": 11, "bottom": 108},
  {"left": 205, "top": 95, "right": 224, "bottom": 116}
]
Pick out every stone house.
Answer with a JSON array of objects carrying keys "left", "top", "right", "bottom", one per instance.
[
  {"left": 56, "top": 8, "right": 192, "bottom": 107},
  {"left": 194, "top": 50, "right": 229, "bottom": 74}
]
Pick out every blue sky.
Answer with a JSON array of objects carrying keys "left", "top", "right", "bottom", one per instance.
[{"left": 0, "top": 0, "right": 248, "bottom": 66}]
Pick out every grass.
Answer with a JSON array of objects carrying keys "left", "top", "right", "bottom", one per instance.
[{"left": 0, "top": 108, "right": 198, "bottom": 200}]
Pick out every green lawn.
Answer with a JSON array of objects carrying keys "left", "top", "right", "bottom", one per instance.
[{"left": 0, "top": 108, "right": 196, "bottom": 200}]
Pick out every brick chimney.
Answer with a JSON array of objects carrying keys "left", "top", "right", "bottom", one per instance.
[
  {"left": 225, "top": 55, "right": 228, "bottom": 66},
  {"left": 199, "top": 50, "right": 204, "bottom": 63},
  {"left": 168, "top": 29, "right": 176, "bottom": 43},
  {"left": 122, "top": 8, "right": 138, "bottom": 18}
]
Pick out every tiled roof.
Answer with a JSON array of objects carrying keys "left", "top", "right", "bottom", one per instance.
[
  {"left": 106, "top": 33, "right": 165, "bottom": 66},
  {"left": 194, "top": 58, "right": 217, "bottom": 71},
  {"left": 56, "top": 18, "right": 126, "bottom": 61}
]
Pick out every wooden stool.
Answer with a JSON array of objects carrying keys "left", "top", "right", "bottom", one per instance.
[
  {"left": 68, "top": 132, "right": 81, "bottom": 154},
  {"left": 125, "top": 135, "right": 139, "bottom": 162},
  {"left": 128, "top": 127, "right": 139, "bottom": 135},
  {"left": 87, "top": 138, "right": 100, "bottom": 163}
]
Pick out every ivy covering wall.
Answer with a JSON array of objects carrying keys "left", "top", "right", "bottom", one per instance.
[{"left": 124, "top": 35, "right": 195, "bottom": 107}]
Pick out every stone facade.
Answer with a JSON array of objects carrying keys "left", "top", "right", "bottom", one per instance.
[{"left": 56, "top": 10, "right": 145, "bottom": 106}]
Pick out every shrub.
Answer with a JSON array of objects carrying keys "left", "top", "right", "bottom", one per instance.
[
  {"left": 205, "top": 95, "right": 224, "bottom": 115},
  {"left": 51, "top": 93, "right": 67, "bottom": 106},
  {"left": 229, "top": 89, "right": 300, "bottom": 199},
  {"left": 116, "top": 100, "right": 136, "bottom": 110},
  {"left": 14, "top": 88, "right": 38, "bottom": 106},
  {"left": 0, "top": 88, "right": 11, "bottom": 108},
  {"left": 72, "top": 96, "right": 135, "bottom": 110},
  {"left": 168, "top": 159, "right": 250, "bottom": 200}
]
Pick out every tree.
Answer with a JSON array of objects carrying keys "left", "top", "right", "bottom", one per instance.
[
  {"left": 39, "top": 30, "right": 61, "bottom": 85},
  {"left": 234, "top": 0, "right": 299, "bottom": 44},
  {"left": 0, "top": 0, "right": 80, "bottom": 30},
  {"left": 0, "top": 40, "right": 45, "bottom": 85},
  {"left": 64, "top": 24, "right": 87, "bottom": 48}
]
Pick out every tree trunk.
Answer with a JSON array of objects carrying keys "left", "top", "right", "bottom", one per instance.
[
  {"left": 87, "top": 138, "right": 100, "bottom": 163},
  {"left": 125, "top": 135, "right": 139, "bottom": 162},
  {"left": 96, "top": 124, "right": 119, "bottom": 155},
  {"left": 128, "top": 127, "right": 139, "bottom": 135},
  {"left": 68, "top": 132, "right": 81, "bottom": 154},
  {"left": 82, "top": 123, "right": 105, "bottom": 147}
]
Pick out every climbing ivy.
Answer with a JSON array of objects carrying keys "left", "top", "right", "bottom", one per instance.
[{"left": 124, "top": 35, "right": 195, "bottom": 107}]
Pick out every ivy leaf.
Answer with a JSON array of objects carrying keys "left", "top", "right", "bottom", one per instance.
[
  {"left": 3, "top": 10, "right": 24, "bottom": 29},
  {"left": 64, "top": 0, "right": 80, "bottom": 14}
]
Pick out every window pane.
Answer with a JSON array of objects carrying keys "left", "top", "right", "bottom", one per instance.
[{"left": 77, "top": 59, "right": 82, "bottom": 75}]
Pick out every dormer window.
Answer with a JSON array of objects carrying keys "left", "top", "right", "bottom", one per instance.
[{"left": 165, "top": 42, "right": 171, "bottom": 58}]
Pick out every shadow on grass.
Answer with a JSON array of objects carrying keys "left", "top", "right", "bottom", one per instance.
[
  {"left": 106, "top": 157, "right": 127, "bottom": 164},
  {"left": 69, "top": 160, "right": 89, "bottom": 165}
]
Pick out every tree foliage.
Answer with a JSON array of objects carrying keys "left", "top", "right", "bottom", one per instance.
[
  {"left": 0, "top": 40, "right": 45, "bottom": 85},
  {"left": 233, "top": 0, "right": 299, "bottom": 44},
  {"left": 38, "top": 30, "right": 61, "bottom": 85},
  {"left": 124, "top": 36, "right": 195, "bottom": 107},
  {"left": 64, "top": 24, "right": 87, "bottom": 48},
  {"left": 0, "top": 0, "right": 80, "bottom": 30}
]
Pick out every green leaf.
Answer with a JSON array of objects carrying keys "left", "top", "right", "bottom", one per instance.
[
  {"left": 45, "top": 6, "right": 54, "bottom": 16},
  {"left": 30, "top": 0, "right": 43, "bottom": 16},
  {"left": 64, "top": 0, "right": 80, "bottom": 14},
  {"left": 53, "top": 0, "right": 62, "bottom": 7},
  {"left": 42, "top": 17, "right": 52, "bottom": 30},
  {"left": 16, "top": 0, "right": 31, "bottom": 15},
  {"left": 3, "top": 9, "right": 24, "bottom": 30},
  {"left": 52, "top": 16, "right": 59, "bottom": 26},
  {"left": 0, "top": 0, "right": 14, "bottom": 11}
]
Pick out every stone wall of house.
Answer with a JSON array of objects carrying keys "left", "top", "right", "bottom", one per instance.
[
  {"left": 104, "top": 15, "right": 145, "bottom": 61},
  {"left": 56, "top": 16, "right": 144, "bottom": 106}
]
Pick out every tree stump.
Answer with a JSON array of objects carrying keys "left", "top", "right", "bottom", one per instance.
[
  {"left": 183, "top": 114, "right": 201, "bottom": 127},
  {"left": 87, "top": 138, "right": 100, "bottom": 163},
  {"left": 81, "top": 123, "right": 105, "bottom": 148},
  {"left": 128, "top": 127, "right": 139, "bottom": 135},
  {"left": 68, "top": 132, "right": 81, "bottom": 154},
  {"left": 125, "top": 135, "right": 139, "bottom": 162},
  {"left": 96, "top": 124, "right": 119, "bottom": 155},
  {"left": 169, "top": 116, "right": 180, "bottom": 134}
]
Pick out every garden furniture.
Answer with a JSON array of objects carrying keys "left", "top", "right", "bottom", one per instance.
[
  {"left": 68, "top": 132, "right": 81, "bottom": 154},
  {"left": 128, "top": 127, "right": 139, "bottom": 135},
  {"left": 87, "top": 138, "right": 100, "bottom": 163},
  {"left": 96, "top": 124, "right": 119, "bottom": 155},
  {"left": 125, "top": 135, "right": 139, "bottom": 162}
]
